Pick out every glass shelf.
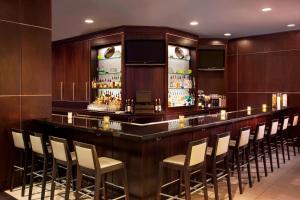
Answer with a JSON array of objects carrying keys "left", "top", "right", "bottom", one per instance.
[
  {"left": 93, "top": 88, "right": 122, "bottom": 90},
  {"left": 168, "top": 73, "right": 192, "bottom": 75},
  {"left": 168, "top": 57, "right": 190, "bottom": 61},
  {"left": 169, "top": 87, "right": 193, "bottom": 89},
  {"left": 98, "top": 57, "right": 121, "bottom": 61},
  {"left": 97, "top": 71, "right": 122, "bottom": 74}
]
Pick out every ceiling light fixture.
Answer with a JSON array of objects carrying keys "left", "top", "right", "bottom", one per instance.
[
  {"left": 84, "top": 19, "right": 94, "bottom": 24},
  {"left": 224, "top": 33, "right": 232, "bottom": 37},
  {"left": 262, "top": 7, "right": 272, "bottom": 12},
  {"left": 190, "top": 21, "right": 199, "bottom": 26},
  {"left": 287, "top": 24, "right": 296, "bottom": 27}
]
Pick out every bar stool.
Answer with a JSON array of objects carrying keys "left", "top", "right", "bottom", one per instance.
[
  {"left": 265, "top": 119, "right": 280, "bottom": 172},
  {"left": 28, "top": 132, "right": 52, "bottom": 200},
  {"left": 287, "top": 113, "right": 299, "bottom": 155},
  {"left": 157, "top": 138, "right": 209, "bottom": 200},
  {"left": 277, "top": 116, "right": 290, "bottom": 163},
  {"left": 229, "top": 127, "right": 252, "bottom": 194},
  {"left": 49, "top": 136, "right": 77, "bottom": 200},
  {"left": 206, "top": 132, "right": 232, "bottom": 200},
  {"left": 73, "top": 141, "right": 129, "bottom": 200},
  {"left": 250, "top": 122, "right": 268, "bottom": 182},
  {"left": 10, "top": 129, "right": 30, "bottom": 196}
]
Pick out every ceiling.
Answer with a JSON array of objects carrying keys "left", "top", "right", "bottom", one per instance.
[{"left": 52, "top": 0, "right": 300, "bottom": 41}]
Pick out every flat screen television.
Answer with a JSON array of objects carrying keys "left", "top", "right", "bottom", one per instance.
[
  {"left": 125, "top": 40, "right": 165, "bottom": 64},
  {"left": 198, "top": 49, "right": 224, "bottom": 69}
]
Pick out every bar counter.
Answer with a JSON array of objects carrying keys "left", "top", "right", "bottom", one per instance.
[{"left": 34, "top": 107, "right": 290, "bottom": 199}]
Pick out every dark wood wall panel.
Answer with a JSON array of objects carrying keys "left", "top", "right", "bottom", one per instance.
[
  {"left": 197, "top": 71, "right": 225, "bottom": 94},
  {"left": 0, "top": 21, "right": 20, "bottom": 95},
  {"left": 21, "top": 26, "right": 51, "bottom": 94},
  {"left": 125, "top": 66, "right": 165, "bottom": 103},
  {"left": 227, "top": 30, "right": 300, "bottom": 111},
  {"left": 0, "top": 0, "right": 51, "bottom": 189}
]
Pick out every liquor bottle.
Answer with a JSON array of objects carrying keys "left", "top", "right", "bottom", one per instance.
[
  {"left": 130, "top": 99, "right": 134, "bottom": 113},
  {"left": 125, "top": 99, "right": 128, "bottom": 112},
  {"left": 154, "top": 98, "right": 158, "bottom": 112},
  {"left": 158, "top": 98, "right": 162, "bottom": 112}
]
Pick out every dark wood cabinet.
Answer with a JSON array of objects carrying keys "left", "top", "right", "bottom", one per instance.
[{"left": 52, "top": 40, "right": 90, "bottom": 102}]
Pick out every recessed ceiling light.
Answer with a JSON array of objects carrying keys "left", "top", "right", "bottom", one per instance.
[
  {"left": 287, "top": 24, "right": 296, "bottom": 27},
  {"left": 224, "top": 33, "right": 232, "bottom": 37},
  {"left": 190, "top": 21, "right": 199, "bottom": 26},
  {"left": 262, "top": 7, "right": 272, "bottom": 12},
  {"left": 84, "top": 19, "right": 94, "bottom": 24}
]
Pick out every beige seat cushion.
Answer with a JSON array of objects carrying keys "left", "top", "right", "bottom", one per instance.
[
  {"left": 99, "top": 157, "right": 122, "bottom": 170},
  {"left": 163, "top": 155, "right": 185, "bottom": 166},
  {"left": 229, "top": 140, "right": 237, "bottom": 147}
]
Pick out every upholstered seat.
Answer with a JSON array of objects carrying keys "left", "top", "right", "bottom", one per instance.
[
  {"left": 99, "top": 156, "right": 122, "bottom": 169},
  {"left": 163, "top": 155, "right": 185, "bottom": 166}
]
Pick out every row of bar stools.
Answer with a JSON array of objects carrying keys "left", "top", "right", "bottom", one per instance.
[
  {"left": 157, "top": 138, "right": 209, "bottom": 200},
  {"left": 10, "top": 129, "right": 31, "bottom": 197},
  {"left": 49, "top": 136, "right": 77, "bottom": 200},
  {"left": 229, "top": 127, "right": 252, "bottom": 194},
  {"left": 28, "top": 132, "right": 53, "bottom": 200},
  {"left": 73, "top": 141, "right": 129, "bottom": 200}
]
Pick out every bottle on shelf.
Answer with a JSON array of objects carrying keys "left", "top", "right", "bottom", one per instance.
[
  {"left": 154, "top": 98, "right": 158, "bottom": 112},
  {"left": 158, "top": 98, "right": 162, "bottom": 112},
  {"left": 130, "top": 99, "right": 134, "bottom": 113}
]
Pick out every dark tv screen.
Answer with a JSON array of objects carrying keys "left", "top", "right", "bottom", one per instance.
[
  {"left": 198, "top": 49, "right": 224, "bottom": 69},
  {"left": 125, "top": 40, "right": 165, "bottom": 64}
]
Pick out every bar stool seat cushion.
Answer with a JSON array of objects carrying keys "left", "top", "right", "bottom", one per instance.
[
  {"left": 229, "top": 140, "right": 236, "bottom": 147},
  {"left": 99, "top": 157, "right": 123, "bottom": 173},
  {"left": 163, "top": 154, "right": 185, "bottom": 166}
]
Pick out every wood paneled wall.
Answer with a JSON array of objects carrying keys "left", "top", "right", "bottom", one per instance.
[
  {"left": 0, "top": 0, "right": 51, "bottom": 189},
  {"left": 226, "top": 30, "right": 300, "bottom": 111}
]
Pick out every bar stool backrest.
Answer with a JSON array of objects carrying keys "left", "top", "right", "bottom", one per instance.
[
  {"left": 29, "top": 132, "right": 47, "bottom": 156},
  {"left": 49, "top": 136, "right": 71, "bottom": 163},
  {"left": 238, "top": 127, "right": 251, "bottom": 148},
  {"left": 185, "top": 138, "right": 207, "bottom": 167},
  {"left": 256, "top": 123, "right": 266, "bottom": 141},
  {"left": 73, "top": 141, "right": 100, "bottom": 171},
  {"left": 270, "top": 119, "right": 279, "bottom": 135},
  {"left": 282, "top": 116, "right": 289, "bottom": 131},
  {"left": 292, "top": 114, "right": 298, "bottom": 127},
  {"left": 11, "top": 129, "right": 26, "bottom": 150},
  {"left": 215, "top": 132, "right": 231, "bottom": 157}
]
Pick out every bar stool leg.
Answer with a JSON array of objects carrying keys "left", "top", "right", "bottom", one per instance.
[
  {"left": 21, "top": 152, "right": 29, "bottom": 196},
  {"left": 267, "top": 137, "right": 274, "bottom": 172},
  {"left": 177, "top": 171, "right": 183, "bottom": 196},
  {"left": 201, "top": 168, "right": 208, "bottom": 200},
  {"left": 41, "top": 157, "right": 48, "bottom": 200},
  {"left": 94, "top": 173, "right": 101, "bottom": 200},
  {"left": 275, "top": 141, "right": 280, "bottom": 168},
  {"left": 225, "top": 157, "right": 232, "bottom": 200},
  {"left": 293, "top": 140, "right": 297, "bottom": 156},
  {"left": 236, "top": 151, "right": 243, "bottom": 194},
  {"left": 75, "top": 168, "right": 82, "bottom": 200},
  {"left": 261, "top": 142, "right": 268, "bottom": 177},
  {"left": 286, "top": 141, "right": 291, "bottom": 160},
  {"left": 212, "top": 163, "right": 219, "bottom": 200},
  {"left": 157, "top": 162, "right": 163, "bottom": 200},
  {"left": 123, "top": 165, "right": 129, "bottom": 200},
  {"left": 253, "top": 143, "right": 260, "bottom": 182},
  {"left": 103, "top": 175, "right": 107, "bottom": 200},
  {"left": 280, "top": 135, "right": 286, "bottom": 164},
  {"left": 28, "top": 155, "right": 36, "bottom": 200},
  {"left": 184, "top": 170, "right": 191, "bottom": 200},
  {"left": 50, "top": 162, "right": 57, "bottom": 200},
  {"left": 246, "top": 148, "right": 252, "bottom": 188},
  {"left": 65, "top": 165, "right": 72, "bottom": 200}
]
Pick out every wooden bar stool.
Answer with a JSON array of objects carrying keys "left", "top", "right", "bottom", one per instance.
[
  {"left": 265, "top": 119, "right": 280, "bottom": 172},
  {"left": 287, "top": 113, "right": 299, "bottom": 155},
  {"left": 206, "top": 132, "right": 232, "bottom": 200},
  {"left": 49, "top": 136, "right": 77, "bottom": 200},
  {"left": 278, "top": 116, "right": 290, "bottom": 163},
  {"left": 28, "top": 132, "right": 52, "bottom": 200},
  {"left": 157, "top": 138, "right": 209, "bottom": 200},
  {"left": 229, "top": 126, "right": 252, "bottom": 194},
  {"left": 73, "top": 141, "right": 129, "bottom": 200},
  {"left": 250, "top": 122, "right": 268, "bottom": 182},
  {"left": 10, "top": 129, "right": 30, "bottom": 196}
]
